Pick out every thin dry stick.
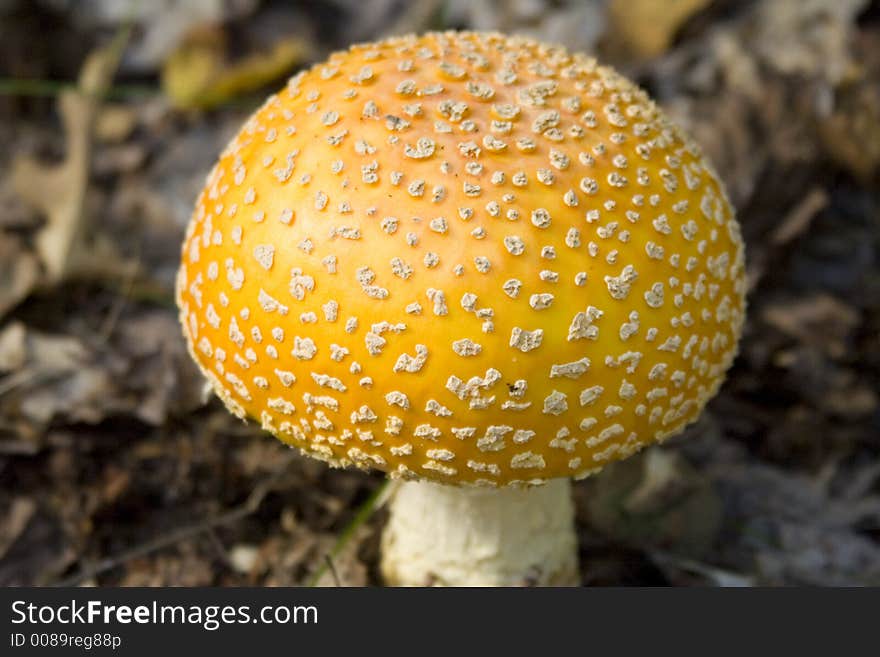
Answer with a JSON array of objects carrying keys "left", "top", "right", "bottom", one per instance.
[
  {"left": 98, "top": 259, "right": 141, "bottom": 342},
  {"left": 53, "top": 455, "right": 296, "bottom": 586},
  {"left": 323, "top": 554, "right": 341, "bottom": 587},
  {"left": 306, "top": 480, "right": 391, "bottom": 587}
]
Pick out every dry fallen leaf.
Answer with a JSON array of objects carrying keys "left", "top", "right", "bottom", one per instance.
[
  {"left": 818, "top": 80, "right": 880, "bottom": 183},
  {"left": 608, "top": 0, "right": 710, "bottom": 58},
  {"left": 0, "top": 234, "right": 40, "bottom": 320},
  {"left": 713, "top": 463, "right": 880, "bottom": 585},
  {"left": 752, "top": 0, "right": 868, "bottom": 83},
  {"left": 161, "top": 25, "right": 309, "bottom": 110},
  {"left": 95, "top": 104, "right": 138, "bottom": 143},
  {"left": 771, "top": 188, "right": 829, "bottom": 245},
  {"left": 0, "top": 497, "right": 37, "bottom": 562},
  {"left": 760, "top": 293, "right": 859, "bottom": 356},
  {"left": 11, "top": 30, "right": 130, "bottom": 284}
]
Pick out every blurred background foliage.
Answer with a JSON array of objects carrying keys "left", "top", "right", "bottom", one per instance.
[{"left": 0, "top": 0, "right": 878, "bottom": 586}]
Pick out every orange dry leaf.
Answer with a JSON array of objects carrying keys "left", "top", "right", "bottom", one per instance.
[
  {"left": 161, "top": 26, "right": 310, "bottom": 110},
  {"left": 608, "top": 0, "right": 710, "bottom": 58}
]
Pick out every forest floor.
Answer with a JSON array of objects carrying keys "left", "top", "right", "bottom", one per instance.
[{"left": 0, "top": 0, "right": 878, "bottom": 585}]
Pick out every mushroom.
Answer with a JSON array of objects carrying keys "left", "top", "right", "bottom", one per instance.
[{"left": 176, "top": 31, "right": 746, "bottom": 586}]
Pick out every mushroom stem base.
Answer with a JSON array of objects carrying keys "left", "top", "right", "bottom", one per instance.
[{"left": 380, "top": 479, "right": 579, "bottom": 586}]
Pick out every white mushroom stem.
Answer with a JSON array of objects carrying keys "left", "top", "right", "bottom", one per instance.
[{"left": 381, "top": 479, "right": 579, "bottom": 586}]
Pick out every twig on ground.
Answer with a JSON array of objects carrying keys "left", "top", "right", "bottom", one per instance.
[
  {"left": 306, "top": 479, "right": 392, "bottom": 587},
  {"left": 323, "top": 554, "right": 341, "bottom": 587},
  {"left": 52, "top": 454, "right": 297, "bottom": 586}
]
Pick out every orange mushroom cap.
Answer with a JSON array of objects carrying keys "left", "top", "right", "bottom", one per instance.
[{"left": 176, "top": 31, "right": 746, "bottom": 487}]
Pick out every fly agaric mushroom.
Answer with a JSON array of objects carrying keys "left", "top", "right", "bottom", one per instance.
[{"left": 176, "top": 31, "right": 746, "bottom": 586}]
